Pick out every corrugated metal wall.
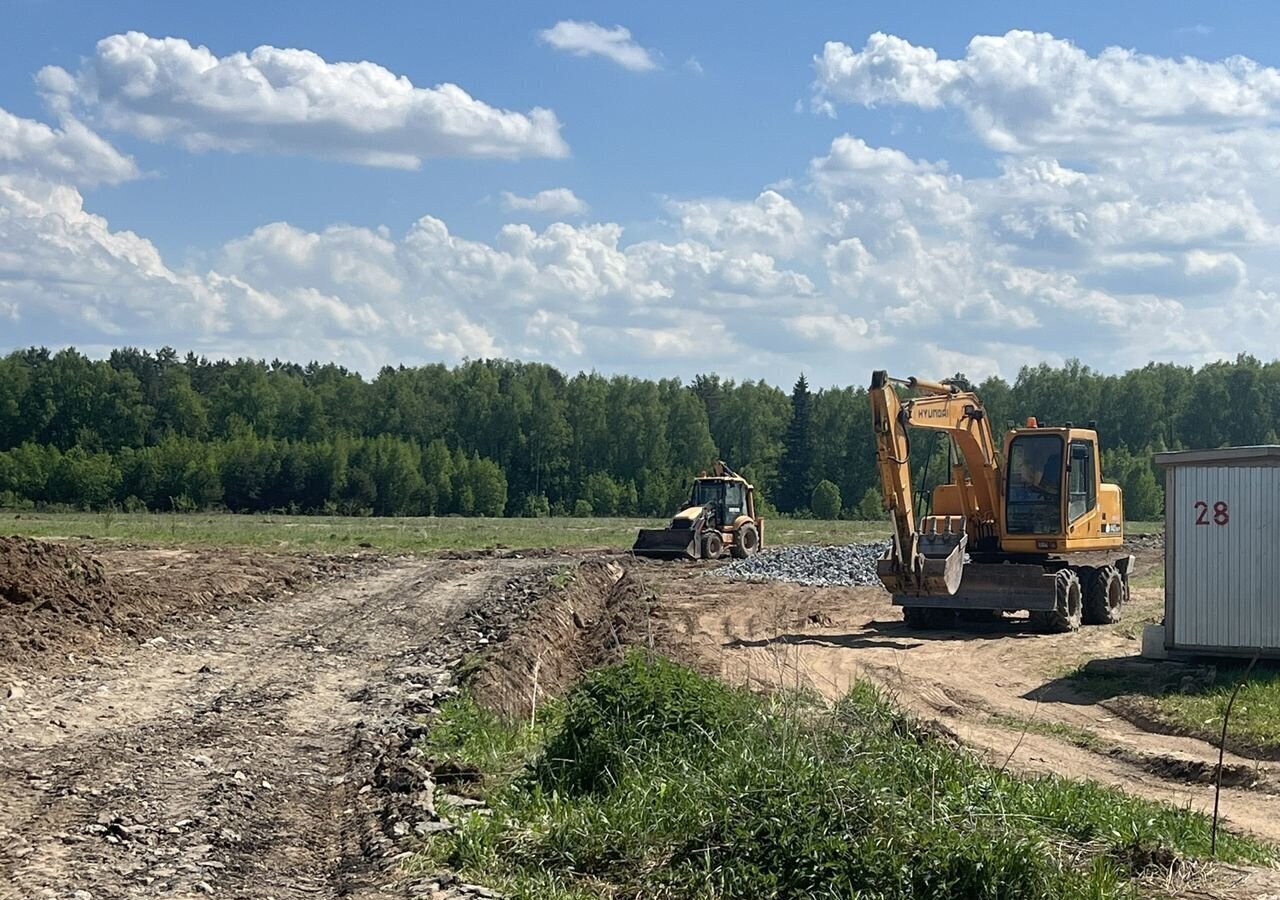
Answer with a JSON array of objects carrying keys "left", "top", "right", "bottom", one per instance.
[{"left": 1170, "top": 465, "right": 1279, "bottom": 650}]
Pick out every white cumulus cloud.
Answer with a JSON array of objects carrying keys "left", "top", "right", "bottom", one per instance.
[
  {"left": 500, "top": 188, "right": 589, "bottom": 216},
  {"left": 539, "top": 21, "right": 658, "bottom": 72},
  {"left": 38, "top": 32, "right": 568, "bottom": 168},
  {"left": 668, "top": 190, "right": 810, "bottom": 259},
  {"left": 14, "top": 28, "right": 1280, "bottom": 384},
  {"left": 814, "top": 30, "right": 1280, "bottom": 154},
  {"left": 0, "top": 106, "right": 137, "bottom": 185}
]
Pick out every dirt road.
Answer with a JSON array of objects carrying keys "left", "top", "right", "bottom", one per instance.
[
  {"left": 0, "top": 554, "right": 552, "bottom": 900},
  {"left": 649, "top": 562, "right": 1280, "bottom": 847}
]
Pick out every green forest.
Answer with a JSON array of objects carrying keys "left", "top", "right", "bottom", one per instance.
[{"left": 0, "top": 346, "right": 1274, "bottom": 521}]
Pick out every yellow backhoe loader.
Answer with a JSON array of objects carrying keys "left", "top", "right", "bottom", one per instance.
[
  {"left": 870, "top": 371, "right": 1132, "bottom": 631},
  {"left": 632, "top": 461, "right": 764, "bottom": 560}
]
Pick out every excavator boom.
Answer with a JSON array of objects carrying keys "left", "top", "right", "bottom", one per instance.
[{"left": 870, "top": 370, "right": 999, "bottom": 597}]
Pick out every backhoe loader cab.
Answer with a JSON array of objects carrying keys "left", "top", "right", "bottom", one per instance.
[
  {"left": 869, "top": 370, "right": 1132, "bottom": 633},
  {"left": 632, "top": 462, "right": 764, "bottom": 561},
  {"left": 688, "top": 477, "right": 749, "bottom": 526}
]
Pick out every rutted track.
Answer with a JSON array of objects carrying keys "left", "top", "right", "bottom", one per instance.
[{"left": 0, "top": 554, "right": 558, "bottom": 899}]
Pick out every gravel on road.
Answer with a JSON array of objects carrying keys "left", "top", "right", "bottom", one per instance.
[{"left": 711, "top": 542, "right": 889, "bottom": 587}]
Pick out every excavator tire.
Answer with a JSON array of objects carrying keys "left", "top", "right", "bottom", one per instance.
[
  {"left": 1029, "top": 569, "right": 1082, "bottom": 633},
  {"left": 902, "top": 606, "right": 957, "bottom": 630},
  {"left": 702, "top": 531, "right": 724, "bottom": 560},
  {"left": 731, "top": 523, "right": 760, "bottom": 559},
  {"left": 1083, "top": 565, "right": 1125, "bottom": 625}
]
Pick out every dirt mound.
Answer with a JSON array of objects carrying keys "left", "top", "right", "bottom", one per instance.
[
  {"left": 0, "top": 537, "right": 371, "bottom": 671},
  {"left": 471, "top": 558, "right": 658, "bottom": 719},
  {"left": 0, "top": 537, "right": 142, "bottom": 662}
]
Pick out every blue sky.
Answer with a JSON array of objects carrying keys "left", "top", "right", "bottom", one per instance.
[{"left": 2, "top": 1, "right": 1277, "bottom": 384}]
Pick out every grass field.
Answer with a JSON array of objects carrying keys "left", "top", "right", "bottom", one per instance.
[
  {"left": 0, "top": 509, "right": 914, "bottom": 553},
  {"left": 1, "top": 509, "right": 1165, "bottom": 553}
]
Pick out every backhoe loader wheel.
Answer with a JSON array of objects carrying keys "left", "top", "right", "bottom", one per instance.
[
  {"left": 902, "top": 606, "right": 956, "bottom": 629},
  {"left": 731, "top": 523, "right": 760, "bottom": 559},
  {"left": 1029, "top": 569, "right": 1082, "bottom": 633},
  {"left": 702, "top": 531, "right": 724, "bottom": 559},
  {"left": 1083, "top": 565, "right": 1125, "bottom": 625}
]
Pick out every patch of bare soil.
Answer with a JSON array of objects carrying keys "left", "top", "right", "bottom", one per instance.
[
  {"left": 636, "top": 548, "right": 1280, "bottom": 862},
  {"left": 0, "top": 536, "right": 369, "bottom": 671},
  {"left": 0, "top": 537, "right": 122, "bottom": 662},
  {"left": 0, "top": 540, "right": 572, "bottom": 899}
]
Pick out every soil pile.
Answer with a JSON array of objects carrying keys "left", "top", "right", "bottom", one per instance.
[
  {"left": 0, "top": 537, "right": 372, "bottom": 670},
  {"left": 0, "top": 536, "right": 142, "bottom": 661}
]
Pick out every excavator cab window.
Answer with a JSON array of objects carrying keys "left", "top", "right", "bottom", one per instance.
[
  {"left": 1005, "top": 434, "right": 1064, "bottom": 534},
  {"left": 1068, "top": 439, "right": 1097, "bottom": 521}
]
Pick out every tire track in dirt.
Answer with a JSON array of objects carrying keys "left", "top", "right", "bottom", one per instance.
[{"left": 0, "top": 556, "right": 547, "bottom": 899}]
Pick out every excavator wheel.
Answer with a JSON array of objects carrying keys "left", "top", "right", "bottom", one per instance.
[
  {"left": 702, "top": 531, "right": 724, "bottom": 560},
  {"left": 1083, "top": 565, "right": 1125, "bottom": 625},
  {"left": 902, "top": 606, "right": 957, "bottom": 630},
  {"left": 1029, "top": 569, "right": 1082, "bottom": 634},
  {"left": 731, "top": 523, "right": 760, "bottom": 559}
]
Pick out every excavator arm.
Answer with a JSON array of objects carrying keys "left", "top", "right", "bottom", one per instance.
[{"left": 869, "top": 370, "right": 1001, "bottom": 596}]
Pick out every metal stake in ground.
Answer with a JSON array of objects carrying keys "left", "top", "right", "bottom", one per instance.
[{"left": 1212, "top": 649, "right": 1261, "bottom": 857}]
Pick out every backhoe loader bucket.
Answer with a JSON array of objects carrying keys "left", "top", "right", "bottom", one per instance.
[{"left": 632, "top": 526, "right": 699, "bottom": 560}]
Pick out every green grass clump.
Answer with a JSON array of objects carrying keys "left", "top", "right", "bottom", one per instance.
[
  {"left": 415, "top": 654, "right": 1269, "bottom": 899},
  {"left": 1155, "top": 668, "right": 1280, "bottom": 751},
  {"left": 426, "top": 695, "right": 563, "bottom": 779},
  {"left": 1065, "top": 662, "right": 1280, "bottom": 754},
  {"left": 988, "top": 713, "right": 1105, "bottom": 751},
  {"left": 534, "top": 653, "right": 752, "bottom": 794}
]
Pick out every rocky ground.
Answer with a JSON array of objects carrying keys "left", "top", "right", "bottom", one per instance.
[{"left": 0, "top": 543, "right": 572, "bottom": 899}]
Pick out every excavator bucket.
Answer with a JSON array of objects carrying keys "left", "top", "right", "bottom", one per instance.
[
  {"left": 876, "top": 516, "right": 967, "bottom": 597},
  {"left": 632, "top": 525, "right": 699, "bottom": 559},
  {"left": 877, "top": 517, "right": 1062, "bottom": 611}
]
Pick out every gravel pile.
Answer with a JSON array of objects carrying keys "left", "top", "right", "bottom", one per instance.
[{"left": 712, "top": 541, "right": 889, "bottom": 587}]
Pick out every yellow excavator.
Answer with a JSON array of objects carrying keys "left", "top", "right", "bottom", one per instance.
[{"left": 870, "top": 370, "right": 1132, "bottom": 631}]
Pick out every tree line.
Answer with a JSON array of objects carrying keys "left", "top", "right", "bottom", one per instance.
[{"left": 1, "top": 346, "right": 1274, "bottom": 520}]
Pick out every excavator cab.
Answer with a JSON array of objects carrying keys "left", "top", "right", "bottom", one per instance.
[
  {"left": 1000, "top": 424, "right": 1123, "bottom": 553},
  {"left": 1005, "top": 432, "right": 1065, "bottom": 535}
]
